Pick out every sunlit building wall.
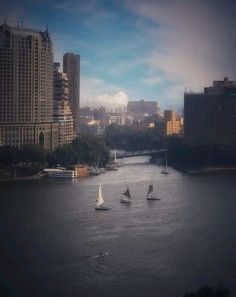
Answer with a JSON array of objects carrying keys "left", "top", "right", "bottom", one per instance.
[{"left": 164, "top": 110, "right": 183, "bottom": 136}]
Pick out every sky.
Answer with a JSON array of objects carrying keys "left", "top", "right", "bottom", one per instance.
[{"left": 1, "top": 0, "right": 236, "bottom": 110}]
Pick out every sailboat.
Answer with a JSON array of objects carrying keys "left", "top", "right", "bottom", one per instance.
[
  {"left": 120, "top": 186, "right": 132, "bottom": 203},
  {"left": 146, "top": 183, "right": 161, "bottom": 200},
  {"left": 95, "top": 183, "right": 111, "bottom": 210},
  {"left": 161, "top": 153, "right": 169, "bottom": 175}
]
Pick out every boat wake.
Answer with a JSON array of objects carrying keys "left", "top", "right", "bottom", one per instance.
[{"left": 90, "top": 252, "right": 109, "bottom": 259}]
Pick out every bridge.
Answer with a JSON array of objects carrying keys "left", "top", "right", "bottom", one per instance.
[{"left": 111, "top": 149, "right": 167, "bottom": 159}]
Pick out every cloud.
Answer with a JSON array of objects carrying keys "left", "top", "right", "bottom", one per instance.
[
  {"left": 142, "top": 76, "right": 163, "bottom": 86},
  {"left": 125, "top": 0, "right": 236, "bottom": 91},
  {"left": 80, "top": 76, "right": 128, "bottom": 108},
  {"left": 97, "top": 91, "right": 128, "bottom": 108}
]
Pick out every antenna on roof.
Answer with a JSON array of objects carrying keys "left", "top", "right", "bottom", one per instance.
[{"left": 4, "top": 17, "right": 7, "bottom": 25}]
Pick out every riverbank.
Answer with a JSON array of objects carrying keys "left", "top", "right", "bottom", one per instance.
[
  {"left": 183, "top": 166, "right": 236, "bottom": 175},
  {"left": 0, "top": 174, "right": 41, "bottom": 183}
]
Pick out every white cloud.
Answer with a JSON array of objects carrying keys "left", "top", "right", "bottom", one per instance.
[
  {"left": 80, "top": 76, "right": 128, "bottom": 108},
  {"left": 97, "top": 91, "right": 128, "bottom": 108}
]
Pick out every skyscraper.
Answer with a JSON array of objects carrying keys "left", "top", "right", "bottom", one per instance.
[
  {"left": 53, "top": 62, "right": 75, "bottom": 146},
  {"left": 63, "top": 53, "right": 80, "bottom": 133},
  {"left": 0, "top": 21, "right": 58, "bottom": 149}
]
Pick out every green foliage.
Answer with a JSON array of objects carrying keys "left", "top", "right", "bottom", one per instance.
[
  {"left": 0, "top": 145, "right": 45, "bottom": 166},
  {"left": 105, "top": 123, "right": 160, "bottom": 151},
  {"left": 0, "top": 135, "right": 109, "bottom": 178},
  {"left": 46, "top": 134, "right": 109, "bottom": 167}
]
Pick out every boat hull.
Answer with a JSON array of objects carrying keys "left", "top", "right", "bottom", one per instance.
[
  {"left": 95, "top": 205, "right": 111, "bottom": 210},
  {"left": 147, "top": 197, "right": 161, "bottom": 200},
  {"left": 161, "top": 171, "right": 169, "bottom": 175}
]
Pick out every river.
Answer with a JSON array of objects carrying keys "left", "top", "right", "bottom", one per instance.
[{"left": 0, "top": 156, "right": 236, "bottom": 297}]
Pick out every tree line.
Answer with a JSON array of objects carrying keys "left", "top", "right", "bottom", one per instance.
[
  {"left": 104, "top": 123, "right": 160, "bottom": 151},
  {"left": 0, "top": 134, "right": 109, "bottom": 178},
  {"left": 1, "top": 123, "right": 236, "bottom": 179}
]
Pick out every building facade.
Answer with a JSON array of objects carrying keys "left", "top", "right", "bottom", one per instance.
[
  {"left": 184, "top": 77, "right": 236, "bottom": 146},
  {"left": 53, "top": 63, "right": 74, "bottom": 146},
  {"left": 163, "top": 110, "right": 183, "bottom": 136},
  {"left": 0, "top": 22, "right": 58, "bottom": 149},
  {"left": 127, "top": 99, "right": 159, "bottom": 121},
  {"left": 63, "top": 53, "right": 80, "bottom": 133},
  {"left": 105, "top": 112, "right": 125, "bottom": 126}
]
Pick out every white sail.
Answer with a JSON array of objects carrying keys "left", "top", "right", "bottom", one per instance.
[
  {"left": 165, "top": 154, "right": 168, "bottom": 170},
  {"left": 96, "top": 183, "right": 104, "bottom": 206},
  {"left": 161, "top": 153, "right": 169, "bottom": 174},
  {"left": 120, "top": 186, "right": 132, "bottom": 203}
]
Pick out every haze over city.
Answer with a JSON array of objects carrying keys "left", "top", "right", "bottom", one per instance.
[{"left": 1, "top": 0, "right": 236, "bottom": 108}]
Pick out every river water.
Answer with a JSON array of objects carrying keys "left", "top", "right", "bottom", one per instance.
[{"left": 0, "top": 156, "right": 236, "bottom": 297}]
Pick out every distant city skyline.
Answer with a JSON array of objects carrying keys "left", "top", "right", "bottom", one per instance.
[{"left": 1, "top": 0, "right": 236, "bottom": 109}]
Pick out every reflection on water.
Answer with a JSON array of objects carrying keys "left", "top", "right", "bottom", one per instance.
[{"left": 0, "top": 156, "right": 236, "bottom": 297}]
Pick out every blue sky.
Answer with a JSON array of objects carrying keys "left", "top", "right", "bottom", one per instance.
[{"left": 1, "top": 0, "right": 236, "bottom": 110}]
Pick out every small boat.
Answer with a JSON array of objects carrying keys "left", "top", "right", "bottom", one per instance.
[
  {"left": 105, "top": 164, "right": 118, "bottom": 171},
  {"left": 146, "top": 184, "right": 161, "bottom": 200},
  {"left": 95, "top": 183, "right": 111, "bottom": 210},
  {"left": 120, "top": 186, "right": 132, "bottom": 203},
  {"left": 161, "top": 153, "right": 169, "bottom": 175}
]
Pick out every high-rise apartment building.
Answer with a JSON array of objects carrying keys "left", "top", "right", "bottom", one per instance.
[
  {"left": 53, "top": 62, "right": 74, "bottom": 146},
  {"left": 184, "top": 77, "right": 236, "bottom": 146},
  {"left": 0, "top": 22, "right": 58, "bottom": 149},
  {"left": 63, "top": 53, "right": 80, "bottom": 133}
]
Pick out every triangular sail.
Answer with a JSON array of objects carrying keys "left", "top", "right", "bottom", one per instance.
[
  {"left": 123, "top": 187, "right": 131, "bottom": 199},
  {"left": 147, "top": 184, "right": 153, "bottom": 198},
  {"left": 96, "top": 183, "right": 104, "bottom": 206}
]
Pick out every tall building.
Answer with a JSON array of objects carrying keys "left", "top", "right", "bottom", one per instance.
[
  {"left": 53, "top": 62, "right": 74, "bottom": 146},
  {"left": 127, "top": 99, "right": 159, "bottom": 121},
  {"left": 0, "top": 22, "right": 58, "bottom": 149},
  {"left": 63, "top": 53, "right": 80, "bottom": 133},
  {"left": 184, "top": 77, "right": 236, "bottom": 146}
]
